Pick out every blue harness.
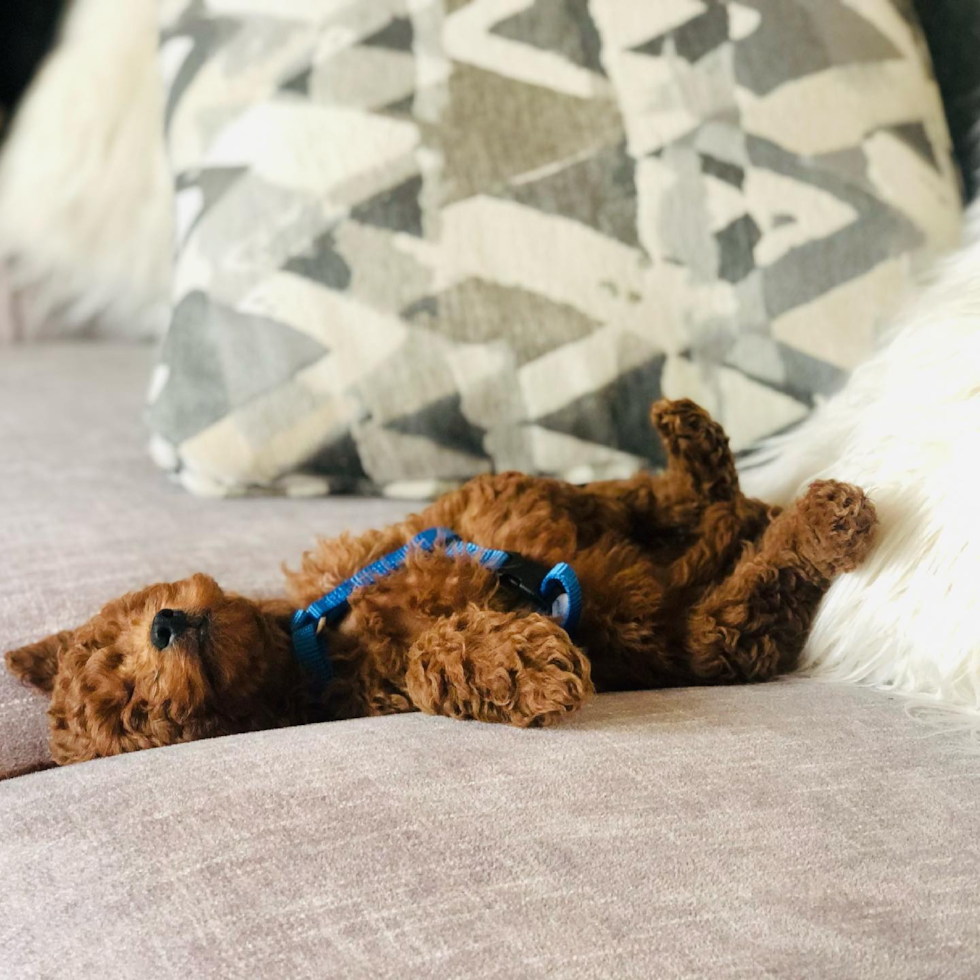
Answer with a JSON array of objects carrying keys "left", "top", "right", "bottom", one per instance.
[{"left": 291, "top": 527, "right": 582, "bottom": 692}]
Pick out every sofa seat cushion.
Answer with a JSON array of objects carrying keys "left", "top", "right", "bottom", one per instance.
[{"left": 2, "top": 680, "right": 979, "bottom": 978}]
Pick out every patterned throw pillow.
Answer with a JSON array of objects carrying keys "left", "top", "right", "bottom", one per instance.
[{"left": 149, "top": 0, "right": 961, "bottom": 497}]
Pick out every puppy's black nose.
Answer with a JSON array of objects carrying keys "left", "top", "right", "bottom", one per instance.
[{"left": 150, "top": 609, "right": 189, "bottom": 650}]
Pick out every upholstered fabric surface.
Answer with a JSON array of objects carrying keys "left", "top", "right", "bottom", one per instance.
[
  {"left": 4, "top": 345, "right": 980, "bottom": 977},
  {"left": 0, "top": 344, "right": 413, "bottom": 778},
  {"left": 0, "top": 261, "right": 17, "bottom": 343},
  {"left": 2, "top": 680, "right": 979, "bottom": 979},
  {"left": 149, "top": 0, "right": 961, "bottom": 498}
]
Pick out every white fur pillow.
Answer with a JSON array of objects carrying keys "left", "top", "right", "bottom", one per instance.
[
  {"left": 743, "top": 199, "right": 980, "bottom": 715},
  {"left": 0, "top": 0, "right": 171, "bottom": 341}
]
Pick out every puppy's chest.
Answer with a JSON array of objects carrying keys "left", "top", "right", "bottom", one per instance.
[
  {"left": 641, "top": 524, "right": 701, "bottom": 567},
  {"left": 335, "top": 560, "right": 550, "bottom": 655}
]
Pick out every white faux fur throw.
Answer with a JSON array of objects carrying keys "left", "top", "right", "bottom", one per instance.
[
  {"left": 744, "top": 200, "right": 980, "bottom": 716},
  {"left": 0, "top": 0, "right": 171, "bottom": 340}
]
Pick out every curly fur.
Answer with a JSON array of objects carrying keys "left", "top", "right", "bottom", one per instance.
[{"left": 5, "top": 400, "right": 877, "bottom": 765}]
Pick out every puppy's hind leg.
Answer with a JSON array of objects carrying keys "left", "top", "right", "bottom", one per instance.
[
  {"left": 586, "top": 399, "right": 742, "bottom": 535},
  {"left": 650, "top": 398, "right": 740, "bottom": 505},
  {"left": 685, "top": 480, "right": 877, "bottom": 683}
]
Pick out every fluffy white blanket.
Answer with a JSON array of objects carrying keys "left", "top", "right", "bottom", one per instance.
[
  {"left": 0, "top": 0, "right": 170, "bottom": 340},
  {"left": 745, "top": 202, "right": 980, "bottom": 717}
]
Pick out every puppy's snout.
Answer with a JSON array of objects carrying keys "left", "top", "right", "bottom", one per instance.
[{"left": 151, "top": 609, "right": 189, "bottom": 650}]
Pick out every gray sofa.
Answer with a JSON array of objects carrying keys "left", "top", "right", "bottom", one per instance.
[{"left": 2, "top": 344, "right": 980, "bottom": 978}]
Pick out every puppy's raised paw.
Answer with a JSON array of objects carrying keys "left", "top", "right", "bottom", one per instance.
[
  {"left": 796, "top": 480, "right": 877, "bottom": 577},
  {"left": 650, "top": 398, "right": 738, "bottom": 501}
]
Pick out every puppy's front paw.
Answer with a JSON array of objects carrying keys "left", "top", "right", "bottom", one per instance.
[
  {"left": 796, "top": 480, "right": 877, "bottom": 577},
  {"left": 511, "top": 617, "right": 594, "bottom": 727},
  {"left": 407, "top": 612, "right": 593, "bottom": 727}
]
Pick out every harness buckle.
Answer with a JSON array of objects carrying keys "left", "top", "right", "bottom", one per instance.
[{"left": 496, "top": 553, "right": 553, "bottom": 611}]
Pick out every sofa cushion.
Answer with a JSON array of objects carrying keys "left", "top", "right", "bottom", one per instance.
[
  {"left": 0, "top": 261, "right": 17, "bottom": 343},
  {"left": 148, "top": 0, "right": 962, "bottom": 497},
  {"left": 0, "top": 344, "right": 413, "bottom": 778},
  {"left": 2, "top": 680, "right": 979, "bottom": 978}
]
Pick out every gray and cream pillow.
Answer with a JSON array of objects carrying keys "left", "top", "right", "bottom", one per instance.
[{"left": 149, "top": 0, "right": 961, "bottom": 497}]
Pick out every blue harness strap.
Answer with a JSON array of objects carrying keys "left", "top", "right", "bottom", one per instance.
[{"left": 291, "top": 527, "right": 582, "bottom": 691}]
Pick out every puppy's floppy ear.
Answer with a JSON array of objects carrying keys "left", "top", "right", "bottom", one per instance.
[{"left": 4, "top": 629, "right": 75, "bottom": 694}]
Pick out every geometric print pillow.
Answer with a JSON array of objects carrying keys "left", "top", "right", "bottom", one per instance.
[{"left": 148, "top": 0, "right": 961, "bottom": 498}]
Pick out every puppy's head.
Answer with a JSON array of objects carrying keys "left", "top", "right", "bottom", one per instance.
[{"left": 5, "top": 574, "right": 300, "bottom": 765}]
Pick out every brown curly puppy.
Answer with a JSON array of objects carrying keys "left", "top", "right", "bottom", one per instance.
[{"left": 5, "top": 399, "right": 877, "bottom": 765}]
